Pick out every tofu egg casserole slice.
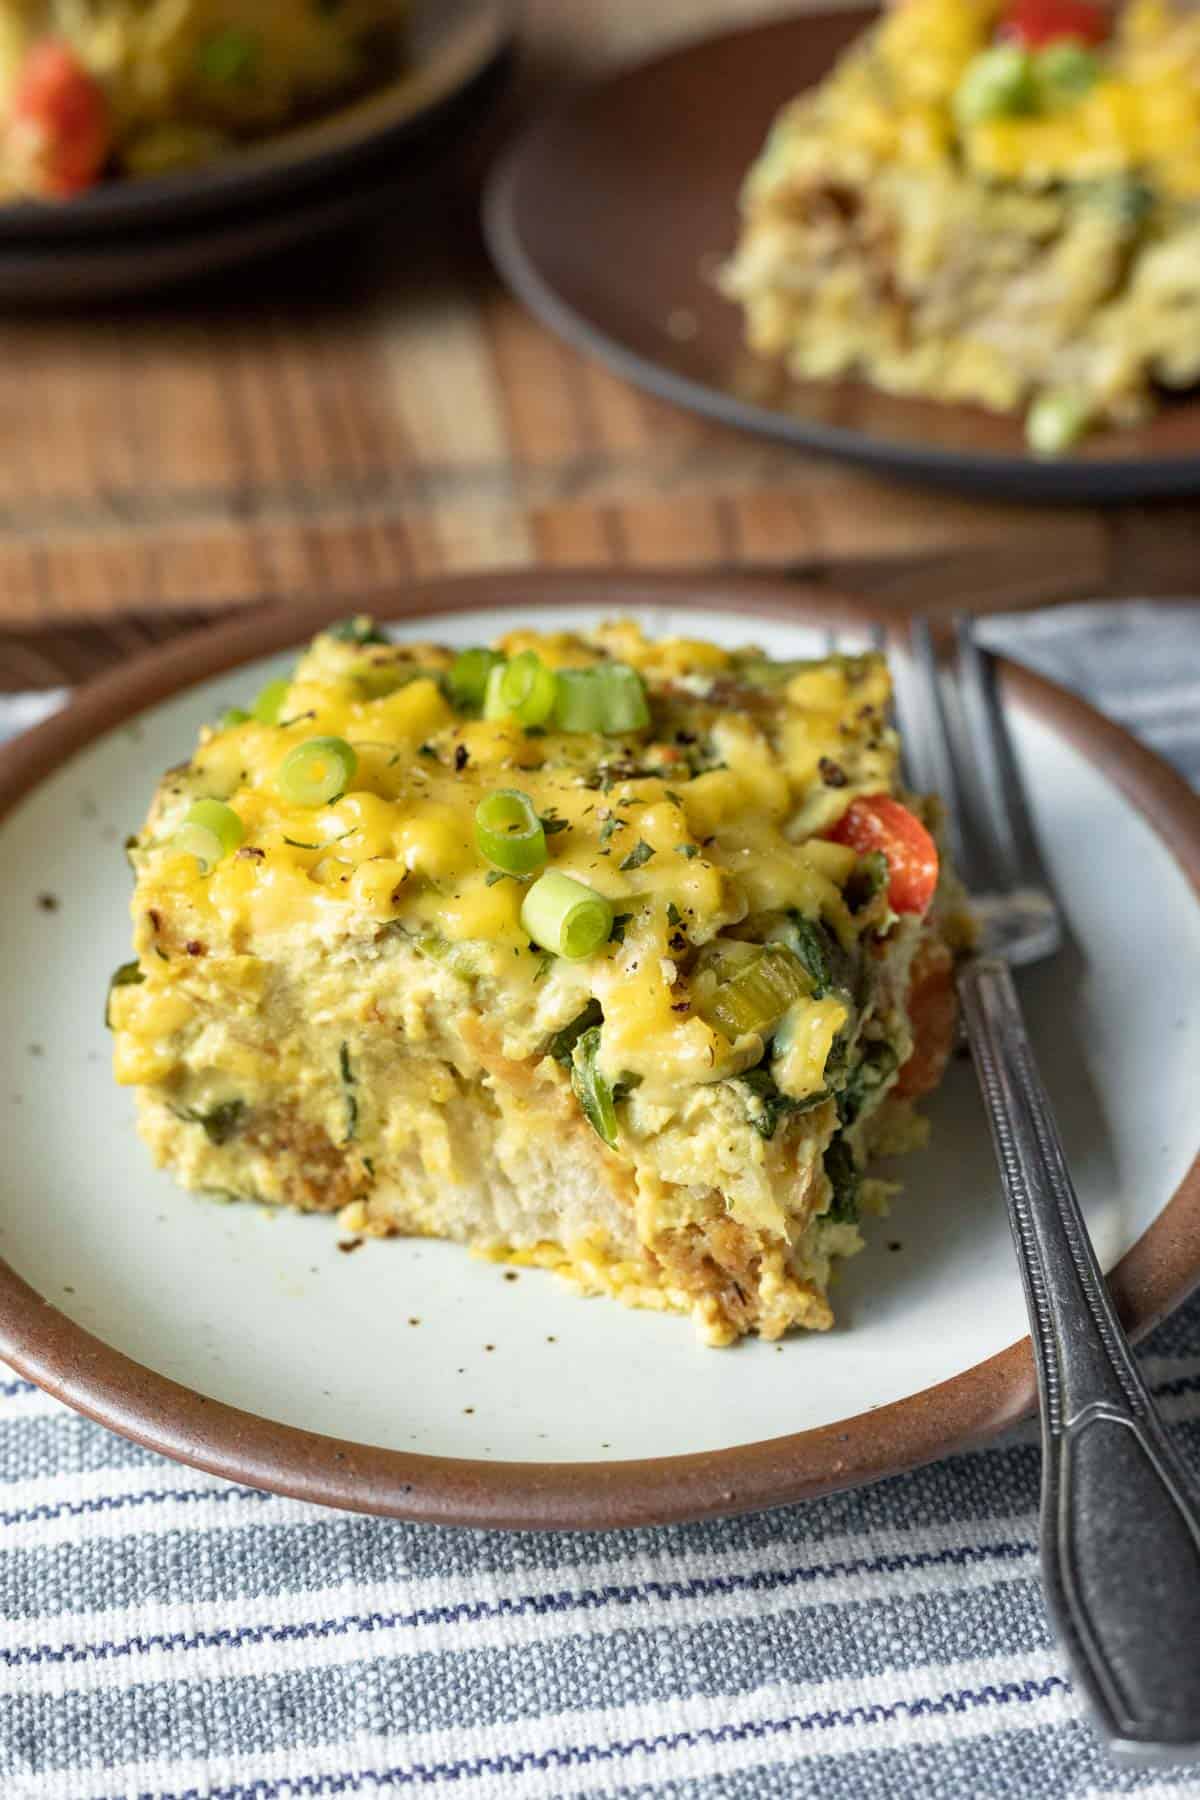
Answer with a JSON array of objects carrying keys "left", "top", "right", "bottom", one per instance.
[
  {"left": 109, "top": 618, "right": 968, "bottom": 1346},
  {"left": 722, "top": 0, "right": 1200, "bottom": 451}
]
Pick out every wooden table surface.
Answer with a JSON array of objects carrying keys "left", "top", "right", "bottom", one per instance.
[{"left": 0, "top": 0, "right": 1196, "bottom": 690}]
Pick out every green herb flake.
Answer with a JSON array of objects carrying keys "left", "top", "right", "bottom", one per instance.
[
  {"left": 105, "top": 960, "right": 144, "bottom": 1029},
  {"left": 541, "top": 814, "right": 570, "bottom": 836},
  {"left": 609, "top": 912, "right": 632, "bottom": 946},
  {"left": 532, "top": 949, "right": 554, "bottom": 982},
  {"left": 676, "top": 843, "right": 700, "bottom": 860},
  {"left": 619, "top": 839, "right": 656, "bottom": 872},
  {"left": 171, "top": 1099, "right": 246, "bottom": 1146},
  {"left": 339, "top": 1042, "right": 358, "bottom": 1143},
  {"left": 666, "top": 901, "right": 682, "bottom": 927},
  {"left": 327, "top": 618, "right": 388, "bottom": 645}
]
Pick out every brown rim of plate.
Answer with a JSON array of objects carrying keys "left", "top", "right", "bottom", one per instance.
[
  {"left": 0, "top": 570, "right": 1197, "bottom": 1532},
  {"left": 482, "top": 5, "right": 1200, "bottom": 504}
]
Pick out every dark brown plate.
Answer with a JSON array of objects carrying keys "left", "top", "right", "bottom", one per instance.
[
  {"left": 0, "top": 570, "right": 1198, "bottom": 1530},
  {"left": 484, "top": 7, "right": 1200, "bottom": 503},
  {"left": 0, "top": 0, "right": 509, "bottom": 243},
  {"left": 0, "top": 43, "right": 511, "bottom": 304}
]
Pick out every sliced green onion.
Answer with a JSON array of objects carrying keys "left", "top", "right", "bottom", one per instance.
[
  {"left": 954, "top": 46, "right": 1038, "bottom": 127},
  {"left": 278, "top": 736, "right": 358, "bottom": 807},
  {"left": 252, "top": 677, "right": 291, "bottom": 726},
  {"left": 521, "top": 869, "right": 614, "bottom": 961},
  {"left": 196, "top": 25, "right": 259, "bottom": 84},
  {"left": 695, "top": 943, "right": 808, "bottom": 1042},
  {"left": 475, "top": 788, "right": 547, "bottom": 875},
  {"left": 595, "top": 664, "right": 650, "bottom": 731},
  {"left": 483, "top": 652, "right": 558, "bottom": 727},
  {"left": 570, "top": 1025, "right": 618, "bottom": 1148},
  {"left": 554, "top": 663, "right": 651, "bottom": 733},
  {"left": 553, "top": 669, "right": 607, "bottom": 732},
  {"left": 448, "top": 647, "right": 503, "bottom": 713},
  {"left": 219, "top": 707, "right": 250, "bottom": 731},
  {"left": 173, "top": 798, "right": 245, "bottom": 872},
  {"left": 1026, "top": 388, "right": 1091, "bottom": 456},
  {"left": 1037, "top": 41, "right": 1098, "bottom": 99}
]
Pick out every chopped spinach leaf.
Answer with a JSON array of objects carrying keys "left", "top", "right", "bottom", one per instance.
[
  {"left": 845, "top": 850, "right": 889, "bottom": 914},
  {"left": 546, "top": 1000, "right": 603, "bottom": 1067},
  {"left": 836, "top": 1041, "right": 898, "bottom": 1126},
  {"left": 788, "top": 916, "right": 835, "bottom": 997},
  {"left": 571, "top": 1026, "right": 619, "bottom": 1149},
  {"left": 784, "top": 912, "right": 863, "bottom": 1003},
  {"left": 171, "top": 1099, "right": 246, "bottom": 1146},
  {"left": 824, "top": 1136, "right": 860, "bottom": 1223},
  {"left": 737, "top": 1066, "right": 828, "bottom": 1141}
]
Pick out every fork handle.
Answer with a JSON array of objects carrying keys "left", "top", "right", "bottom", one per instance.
[{"left": 957, "top": 955, "right": 1200, "bottom": 1764}]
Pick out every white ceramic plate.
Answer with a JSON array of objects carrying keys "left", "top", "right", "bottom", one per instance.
[{"left": 1, "top": 575, "right": 1197, "bottom": 1528}]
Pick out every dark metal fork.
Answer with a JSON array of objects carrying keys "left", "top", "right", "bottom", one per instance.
[{"left": 872, "top": 614, "right": 1200, "bottom": 1764}]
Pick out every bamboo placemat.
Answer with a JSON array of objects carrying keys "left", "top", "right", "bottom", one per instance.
[{"left": 0, "top": 0, "right": 1194, "bottom": 687}]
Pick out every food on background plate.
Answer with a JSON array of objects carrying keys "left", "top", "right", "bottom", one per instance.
[
  {"left": 721, "top": 0, "right": 1200, "bottom": 451},
  {"left": 108, "top": 618, "right": 969, "bottom": 1346},
  {"left": 0, "top": 0, "right": 408, "bottom": 196}
]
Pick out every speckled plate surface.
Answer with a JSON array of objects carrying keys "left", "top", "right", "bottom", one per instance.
[{"left": 0, "top": 572, "right": 1198, "bottom": 1529}]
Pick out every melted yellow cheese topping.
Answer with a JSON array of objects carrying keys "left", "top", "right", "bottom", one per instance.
[
  {"left": 763, "top": 0, "right": 1200, "bottom": 200},
  {"left": 118, "top": 620, "right": 899, "bottom": 1100}
]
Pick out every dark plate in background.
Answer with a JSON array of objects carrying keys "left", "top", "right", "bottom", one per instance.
[
  {"left": 484, "top": 6, "right": 1200, "bottom": 503},
  {"left": 0, "top": 28, "right": 512, "bottom": 302},
  {"left": 0, "top": 0, "right": 509, "bottom": 243}
]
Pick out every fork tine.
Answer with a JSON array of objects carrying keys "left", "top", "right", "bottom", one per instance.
[
  {"left": 897, "top": 618, "right": 985, "bottom": 881},
  {"left": 885, "top": 621, "right": 942, "bottom": 801},
  {"left": 953, "top": 615, "right": 1054, "bottom": 900}
]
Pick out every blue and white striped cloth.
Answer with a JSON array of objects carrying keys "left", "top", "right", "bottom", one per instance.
[{"left": 3, "top": 600, "right": 1199, "bottom": 1800}]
